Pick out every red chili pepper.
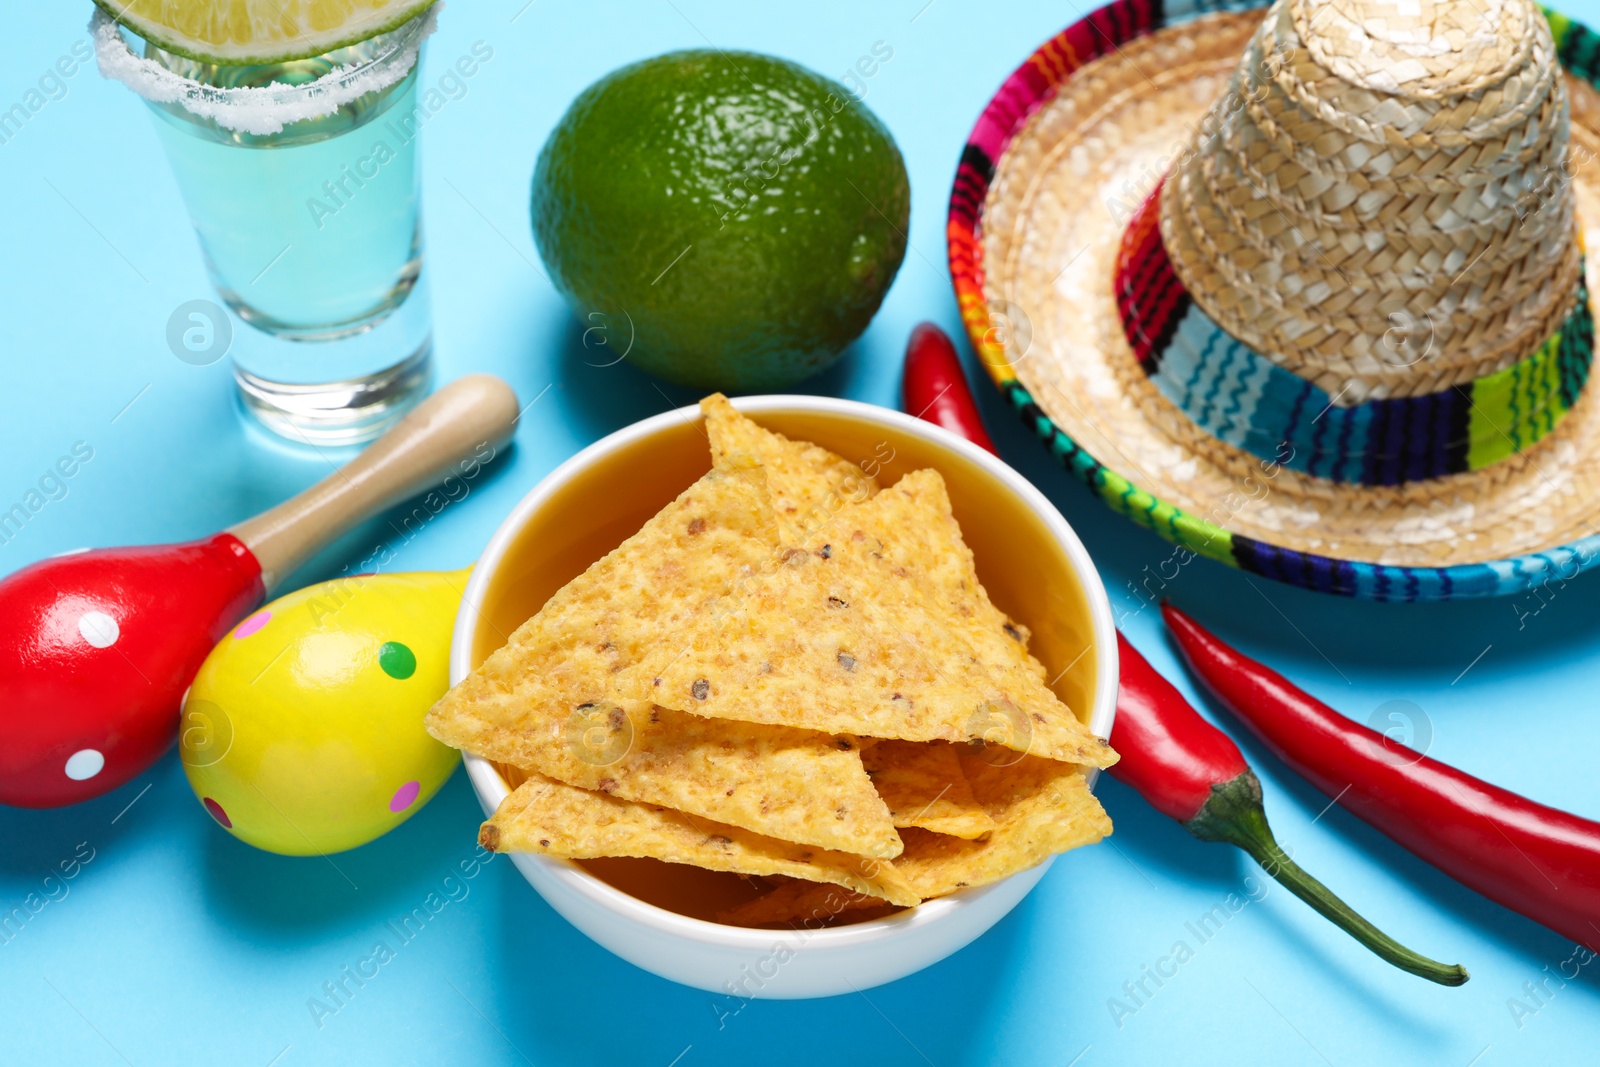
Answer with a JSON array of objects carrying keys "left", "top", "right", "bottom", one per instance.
[
  {"left": 1113, "top": 632, "right": 1467, "bottom": 985},
  {"left": 902, "top": 323, "right": 999, "bottom": 455},
  {"left": 1163, "top": 601, "right": 1600, "bottom": 956},
  {"left": 1112, "top": 630, "right": 1249, "bottom": 821},
  {"left": 900, "top": 348, "right": 1468, "bottom": 984}
]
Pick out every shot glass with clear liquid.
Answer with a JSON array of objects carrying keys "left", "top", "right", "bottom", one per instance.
[{"left": 94, "top": 9, "right": 436, "bottom": 444}]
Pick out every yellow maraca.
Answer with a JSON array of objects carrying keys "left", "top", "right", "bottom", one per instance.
[{"left": 179, "top": 568, "right": 468, "bottom": 855}]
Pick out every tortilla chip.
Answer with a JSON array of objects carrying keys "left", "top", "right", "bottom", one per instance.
[
  {"left": 701, "top": 394, "right": 877, "bottom": 543},
  {"left": 427, "top": 466, "right": 902, "bottom": 859},
  {"left": 869, "top": 470, "right": 1048, "bottom": 682},
  {"left": 631, "top": 471, "right": 1117, "bottom": 768},
  {"left": 703, "top": 397, "right": 1045, "bottom": 681},
  {"left": 721, "top": 753, "right": 1110, "bottom": 925},
  {"left": 482, "top": 774, "right": 920, "bottom": 907},
  {"left": 893, "top": 753, "right": 1111, "bottom": 898},
  {"left": 862, "top": 740, "right": 994, "bottom": 840},
  {"left": 864, "top": 470, "right": 1111, "bottom": 765}
]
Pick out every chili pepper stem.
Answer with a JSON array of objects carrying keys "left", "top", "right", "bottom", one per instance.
[{"left": 1185, "top": 771, "right": 1469, "bottom": 987}]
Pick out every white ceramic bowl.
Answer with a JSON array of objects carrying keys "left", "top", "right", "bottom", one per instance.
[{"left": 451, "top": 395, "right": 1118, "bottom": 998}]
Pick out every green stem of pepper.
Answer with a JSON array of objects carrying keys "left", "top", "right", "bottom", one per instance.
[{"left": 1184, "top": 771, "right": 1469, "bottom": 987}]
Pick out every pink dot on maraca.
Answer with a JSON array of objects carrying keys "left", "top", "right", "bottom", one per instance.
[
  {"left": 389, "top": 781, "right": 420, "bottom": 813},
  {"left": 203, "top": 796, "right": 232, "bottom": 828},
  {"left": 234, "top": 611, "right": 271, "bottom": 639}
]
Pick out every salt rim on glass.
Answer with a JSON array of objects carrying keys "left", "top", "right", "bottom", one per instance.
[{"left": 89, "top": 3, "right": 440, "bottom": 136}]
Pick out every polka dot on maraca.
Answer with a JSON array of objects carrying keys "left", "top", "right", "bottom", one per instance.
[
  {"left": 389, "top": 781, "right": 421, "bottom": 813},
  {"left": 202, "top": 797, "right": 232, "bottom": 829},
  {"left": 378, "top": 641, "right": 416, "bottom": 680},
  {"left": 64, "top": 749, "right": 104, "bottom": 781},
  {"left": 77, "top": 611, "right": 119, "bottom": 649},
  {"left": 234, "top": 611, "right": 271, "bottom": 639}
]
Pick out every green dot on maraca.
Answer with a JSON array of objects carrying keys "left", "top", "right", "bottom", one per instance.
[{"left": 378, "top": 641, "right": 416, "bottom": 679}]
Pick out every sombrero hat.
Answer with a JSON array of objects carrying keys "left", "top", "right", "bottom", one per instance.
[{"left": 950, "top": 0, "right": 1600, "bottom": 600}]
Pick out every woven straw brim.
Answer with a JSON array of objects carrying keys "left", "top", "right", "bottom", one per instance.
[{"left": 966, "top": 7, "right": 1600, "bottom": 597}]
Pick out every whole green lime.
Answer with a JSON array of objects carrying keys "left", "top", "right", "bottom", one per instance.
[{"left": 532, "top": 49, "right": 910, "bottom": 391}]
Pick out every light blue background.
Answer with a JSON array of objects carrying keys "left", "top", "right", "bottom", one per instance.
[{"left": 2, "top": 2, "right": 1596, "bottom": 1064}]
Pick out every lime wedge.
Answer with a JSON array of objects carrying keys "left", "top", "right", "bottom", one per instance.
[{"left": 92, "top": 0, "right": 437, "bottom": 65}]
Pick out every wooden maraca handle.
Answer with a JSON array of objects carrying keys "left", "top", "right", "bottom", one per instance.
[{"left": 229, "top": 374, "right": 520, "bottom": 591}]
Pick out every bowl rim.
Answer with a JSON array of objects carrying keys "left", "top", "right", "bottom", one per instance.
[{"left": 452, "top": 393, "right": 1118, "bottom": 948}]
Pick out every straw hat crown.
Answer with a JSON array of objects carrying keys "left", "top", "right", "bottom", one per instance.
[{"left": 1160, "top": 0, "right": 1579, "bottom": 403}]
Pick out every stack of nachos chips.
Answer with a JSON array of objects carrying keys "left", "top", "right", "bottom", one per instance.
[{"left": 426, "top": 395, "right": 1117, "bottom": 926}]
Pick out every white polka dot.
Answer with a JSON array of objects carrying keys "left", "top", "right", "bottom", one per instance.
[
  {"left": 78, "top": 611, "right": 119, "bottom": 648},
  {"left": 64, "top": 749, "right": 104, "bottom": 781}
]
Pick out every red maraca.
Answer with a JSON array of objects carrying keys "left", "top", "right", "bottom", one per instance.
[{"left": 0, "top": 375, "right": 520, "bottom": 808}]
